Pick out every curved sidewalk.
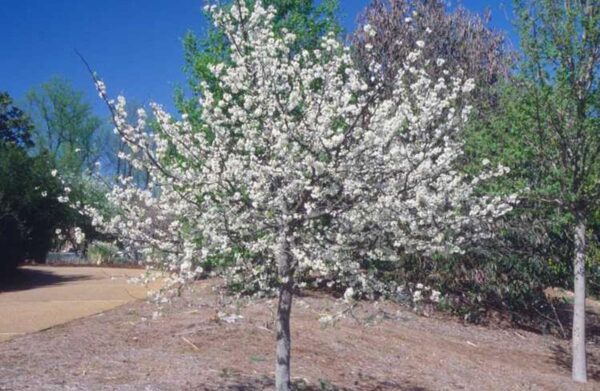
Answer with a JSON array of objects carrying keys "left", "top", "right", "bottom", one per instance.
[{"left": 0, "top": 265, "right": 161, "bottom": 342}]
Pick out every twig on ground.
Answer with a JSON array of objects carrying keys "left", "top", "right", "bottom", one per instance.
[
  {"left": 255, "top": 324, "right": 274, "bottom": 333},
  {"left": 181, "top": 336, "right": 201, "bottom": 352}
]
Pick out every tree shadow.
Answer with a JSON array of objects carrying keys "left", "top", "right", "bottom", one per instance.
[
  {"left": 196, "top": 375, "right": 428, "bottom": 390},
  {"left": 545, "top": 298, "right": 600, "bottom": 381},
  {"left": 549, "top": 343, "right": 600, "bottom": 382},
  {"left": 0, "top": 267, "right": 92, "bottom": 292}
]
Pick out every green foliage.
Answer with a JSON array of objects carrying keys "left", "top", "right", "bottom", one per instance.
[
  {"left": 0, "top": 87, "right": 109, "bottom": 273},
  {"left": 509, "top": 0, "right": 600, "bottom": 212},
  {"left": 0, "top": 94, "right": 65, "bottom": 273},
  {"left": 463, "top": 0, "right": 600, "bottom": 293},
  {"left": 26, "top": 76, "right": 106, "bottom": 175},
  {"left": 450, "top": 0, "right": 600, "bottom": 326},
  {"left": 0, "top": 143, "right": 68, "bottom": 269},
  {"left": 24, "top": 77, "right": 116, "bottom": 254},
  {"left": 0, "top": 92, "right": 34, "bottom": 149}
]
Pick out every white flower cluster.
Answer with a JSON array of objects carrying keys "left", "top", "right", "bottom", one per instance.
[
  {"left": 87, "top": 1, "right": 516, "bottom": 296},
  {"left": 396, "top": 283, "right": 442, "bottom": 314},
  {"left": 73, "top": 227, "right": 85, "bottom": 245},
  {"left": 411, "top": 283, "right": 441, "bottom": 303}
]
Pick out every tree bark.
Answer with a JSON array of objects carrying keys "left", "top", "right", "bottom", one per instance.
[
  {"left": 275, "top": 227, "right": 293, "bottom": 391},
  {"left": 572, "top": 213, "right": 587, "bottom": 383}
]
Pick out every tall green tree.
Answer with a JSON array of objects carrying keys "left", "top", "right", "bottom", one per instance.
[
  {"left": 0, "top": 92, "right": 70, "bottom": 273},
  {"left": 26, "top": 76, "right": 104, "bottom": 176},
  {"left": 0, "top": 92, "right": 36, "bottom": 274},
  {"left": 25, "top": 78, "right": 112, "bottom": 253}
]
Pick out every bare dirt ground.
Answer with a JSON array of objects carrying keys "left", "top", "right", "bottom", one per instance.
[{"left": 0, "top": 278, "right": 599, "bottom": 391}]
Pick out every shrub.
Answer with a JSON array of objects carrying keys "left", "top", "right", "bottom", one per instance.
[{"left": 87, "top": 241, "right": 123, "bottom": 265}]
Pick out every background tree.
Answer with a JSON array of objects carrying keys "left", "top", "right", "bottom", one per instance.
[
  {"left": 0, "top": 92, "right": 72, "bottom": 274},
  {"left": 518, "top": 0, "right": 598, "bottom": 382},
  {"left": 26, "top": 76, "right": 105, "bottom": 175},
  {"left": 352, "top": 0, "right": 512, "bottom": 119},
  {"left": 24, "top": 77, "right": 112, "bottom": 253},
  {"left": 0, "top": 92, "right": 35, "bottom": 274}
]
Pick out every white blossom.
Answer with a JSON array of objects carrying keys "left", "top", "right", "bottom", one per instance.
[
  {"left": 86, "top": 0, "right": 515, "bottom": 297},
  {"left": 74, "top": 227, "right": 85, "bottom": 244},
  {"left": 363, "top": 23, "right": 376, "bottom": 37},
  {"left": 343, "top": 287, "right": 355, "bottom": 303}
]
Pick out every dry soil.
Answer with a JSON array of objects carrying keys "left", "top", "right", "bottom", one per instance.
[{"left": 0, "top": 275, "right": 599, "bottom": 390}]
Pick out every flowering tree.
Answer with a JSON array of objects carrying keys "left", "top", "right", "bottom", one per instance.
[{"left": 87, "top": 2, "right": 514, "bottom": 389}]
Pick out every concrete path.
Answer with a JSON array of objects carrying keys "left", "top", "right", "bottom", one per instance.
[{"left": 0, "top": 266, "right": 161, "bottom": 342}]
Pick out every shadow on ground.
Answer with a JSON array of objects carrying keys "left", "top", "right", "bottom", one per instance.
[
  {"left": 0, "top": 266, "right": 91, "bottom": 293},
  {"left": 191, "top": 375, "right": 427, "bottom": 390},
  {"left": 550, "top": 341, "right": 600, "bottom": 382}
]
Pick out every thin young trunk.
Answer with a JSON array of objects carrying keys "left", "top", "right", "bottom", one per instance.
[
  {"left": 275, "top": 227, "right": 293, "bottom": 391},
  {"left": 572, "top": 213, "right": 587, "bottom": 383}
]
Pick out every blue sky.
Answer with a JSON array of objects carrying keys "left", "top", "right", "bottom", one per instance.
[{"left": 1, "top": 0, "right": 517, "bottom": 117}]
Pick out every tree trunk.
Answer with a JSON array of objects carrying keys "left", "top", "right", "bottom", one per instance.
[
  {"left": 572, "top": 213, "right": 587, "bottom": 383},
  {"left": 275, "top": 228, "right": 293, "bottom": 391}
]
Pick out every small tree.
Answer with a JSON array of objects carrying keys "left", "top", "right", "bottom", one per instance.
[
  {"left": 88, "top": 2, "right": 513, "bottom": 389},
  {"left": 510, "top": 0, "right": 598, "bottom": 383},
  {"left": 470, "top": 0, "right": 599, "bottom": 382}
]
